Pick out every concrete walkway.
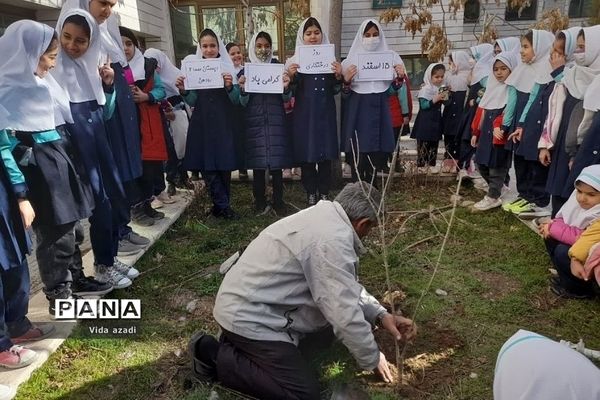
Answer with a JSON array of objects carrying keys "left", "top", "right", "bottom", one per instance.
[{"left": 0, "top": 189, "right": 195, "bottom": 399}]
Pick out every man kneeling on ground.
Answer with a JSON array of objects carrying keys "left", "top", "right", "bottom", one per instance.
[{"left": 195, "top": 182, "right": 417, "bottom": 399}]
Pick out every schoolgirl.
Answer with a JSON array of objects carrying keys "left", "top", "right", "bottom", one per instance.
[
  {"left": 494, "top": 37, "right": 521, "bottom": 55},
  {"left": 502, "top": 30, "right": 555, "bottom": 216},
  {"left": 387, "top": 75, "right": 412, "bottom": 169},
  {"left": 457, "top": 43, "right": 494, "bottom": 176},
  {"left": 52, "top": 9, "right": 136, "bottom": 288},
  {"left": 411, "top": 63, "right": 447, "bottom": 171},
  {"left": 177, "top": 29, "right": 241, "bottom": 219},
  {"left": 341, "top": 18, "right": 404, "bottom": 186},
  {"left": 471, "top": 51, "right": 521, "bottom": 211},
  {"left": 286, "top": 17, "right": 342, "bottom": 205},
  {"left": 442, "top": 50, "right": 472, "bottom": 172},
  {"left": 145, "top": 48, "right": 191, "bottom": 196},
  {"left": 226, "top": 42, "right": 248, "bottom": 181},
  {"left": 119, "top": 27, "right": 171, "bottom": 224},
  {"left": 538, "top": 25, "right": 600, "bottom": 216},
  {"left": 238, "top": 32, "right": 292, "bottom": 214}
]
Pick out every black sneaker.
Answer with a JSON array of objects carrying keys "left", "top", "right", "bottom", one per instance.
[
  {"left": 319, "top": 194, "right": 329, "bottom": 201},
  {"left": 189, "top": 332, "right": 219, "bottom": 383},
  {"left": 125, "top": 231, "right": 150, "bottom": 246},
  {"left": 307, "top": 193, "right": 318, "bottom": 207},
  {"left": 550, "top": 283, "right": 594, "bottom": 299},
  {"left": 167, "top": 183, "right": 177, "bottom": 197},
  {"left": 48, "top": 294, "right": 83, "bottom": 316},
  {"left": 143, "top": 202, "right": 165, "bottom": 220},
  {"left": 71, "top": 276, "right": 114, "bottom": 298},
  {"left": 190, "top": 172, "right": 201, "bottom": 182},
  {"left": 132, "top": 206, "right": 155, "bottom": 226}
]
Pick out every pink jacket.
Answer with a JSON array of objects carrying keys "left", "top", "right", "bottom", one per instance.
[{"left": 549, "top": 217, "right": 584, "bottom": 245}]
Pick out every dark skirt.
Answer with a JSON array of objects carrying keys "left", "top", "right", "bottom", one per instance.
[
  {"left": 516, "top": 82, "right": 554, "bottom": 161},
  {"left": 343, "top": 91, "right": 394, "bottom": 154},
  {"left": 442, "top": 90, "right": 467, "bottom": 138},
  {"left": 475, "top": 108, "right": 510, "bottom": 168},
  {"left": 0, "top": 164, "right": 30, "bottom": 271},
  {"left": 14, "top": 127, "right": 94, "bottom": 226},
  {"left": 567, "top": 111, "right": 600, "bottom": 194},
  {"left": 412, "top": 101, "right": 443, "bottom": 142},
  {"left": 505, "top": 90, "right": 530, "bottom": 152}
]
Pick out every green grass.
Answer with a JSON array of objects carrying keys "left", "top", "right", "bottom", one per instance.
[{"left": 15, "top": 177, "right": 600, "bottom": 400}]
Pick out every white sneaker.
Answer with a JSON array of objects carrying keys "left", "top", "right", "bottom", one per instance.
[
  {"left": 500, "top": 185, "right": 511, "bottom": 199},
  {"left": 0, "top": 384, "right": 15, "bottom": 400},
  {"left": 473, "top": 178, "right": 488, "bottom": 191},
  {"left": 156, "top": 191, "right": 176, "bottom": 204},
  {"left": 428, "top": 165, "right": 441, "bottom": 174},
  {"left": 150, "top": 198, "right": 164, "bottom": 209},
  {"left": 94, "top": 264, "right": 132, "bottom": 289},
  {"left": 113, "top": 258, "right": 140, "bottom": 279},
  {"left": 473, "top": 196, "right": 502, "bottom": 211}
]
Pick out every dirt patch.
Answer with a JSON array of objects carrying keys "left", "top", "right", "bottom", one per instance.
[
  {"left": 472, "top": 270, "right": 521, "bottom": 301},
  {"left": 166, "top": 288, "right": 218, "bottom": 328}
]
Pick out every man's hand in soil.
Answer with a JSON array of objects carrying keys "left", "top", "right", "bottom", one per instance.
[
  {"left": 381, "top": 314, "right": 417, "bottom": 342},
  {"left": 375, "top": 351, "right": 394, "bottom": 383}
]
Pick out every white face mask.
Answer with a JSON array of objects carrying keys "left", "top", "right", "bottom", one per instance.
[
  {"left": 573, "top": 51, "right": 586, "bottom": 66},
  {"left": 362, "top": 36, "right": 380, "bottom": 51}
]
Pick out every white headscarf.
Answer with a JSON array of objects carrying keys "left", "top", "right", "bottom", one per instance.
[
  {"left": 52, "top": 9, "right": 105, "bottom": 105},
  {"left": 285, "top": 17, "right": 330, "bottom": 67},
  {"left": 505, "top": 30, "right": 554, "bottom": 93},
  {"left": 129, "top": 47, "right": 145, "bottom": 82},
  {"left": 342, "top": 18, "right": 403, "bottom": 94},
  {"left": 446, "top": 50, "right": 472, "bottom": 92},
  {"left": 183, "top": 29, "right": 237, "bottom": 84},
  {"left": 0, "top": 20, "right": 73, "bottom": 131},
  {"left": 494, "top": 330, "right": 600, "bottom": 400},
  {"left": 470, "top": 43, "right": 494, "bottom": 86},
  {"left": 0, "top": 105, "right": 8, "bottom": 131},
  {"left": 418, "top": 63, "right": 444, "bottom": 100},
  {"left": 247, "top": 31, "right": 273, "bottom": 64},
  {"left": 479, "top": 51, "right": 520, "bottom": 110},
  {"left": 556, "top": 164, "right": 600, "bottom": 228},
  {"left": 59, "top": 0, "right": 127, "bottom": 66},
  {"left": 563, "top": 26, "right": 600, "bottom": 101},
  {"left": 496, "top": 37, "right": 521, "bottom": 53},
  {"left": 144, "top": 48, "right": 181, "bottom": 98},
  {"left": 561, "top": 26, "right": 582, "bottom": 63}
]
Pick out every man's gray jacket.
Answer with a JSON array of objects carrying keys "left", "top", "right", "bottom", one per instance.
[{"left": 213, "top": 200, "right": 387, "bottom": 370}]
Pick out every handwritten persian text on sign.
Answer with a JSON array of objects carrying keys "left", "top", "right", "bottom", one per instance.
[
  {"left": 245, "top": 63, "right": 284, "bottom": 94},
  {"left": 356, "top": 52, "right": 395, "bottom": 81},
  {"left": 181, "top": 59, "right": 223, "bottom": 90},
  {"left": 298, "top": 44, "right": 336, "bottom": 74}
]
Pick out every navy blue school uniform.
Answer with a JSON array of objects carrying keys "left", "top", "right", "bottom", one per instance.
[
  {"left": 68, "top": 100, "right": 125, "bottom": 267},
  {"left": 442, "top": 90, "right": 466, "bottom": 158},
  {"left": 292, "top": 73, "right": 340, "bottom": 163},
  {"left": 343, "top": 91, "right": 395, "bottom": 154},
  {"left": 475, "top": 108, "right": 510, "bottom": 168},
  {"left": 504, "top": 90, "right": 529, "bottom": 152},
  {"left": 232, "top": 69, "right": 246, "bottom": 170},
  {"left": 0, "top": 163, "right": 30, "bottom": 270},
  {"left": 566, "top": 110, "right": 600, "bottom": 195},
  {"left": 457, "top": 82, "right": 482, "bottom": 168},
  {"left": 412, "top": 100, "right": 443, "bottom": 142}
]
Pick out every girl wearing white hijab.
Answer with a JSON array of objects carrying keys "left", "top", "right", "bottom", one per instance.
[
  {"left": 471, "top": 51, "right": 520, "bottom": 211},
  {"left": 285, "top": 17, "right": 342, "bottom": 206},
  {"left": 238, "top": 31, "right": 292, "bottom": 214},
  {"left": 494, "top": 329, "right": 600, "bottom": 398},
  {"left": 539, "top": 25, "right": 600, "bottom": 216},
  {"left": 341, "top": 19, "right": 405, "bottom": 185},
  {"left": 443, "top": 50, "right": 473, "bottom": 169},
  {"left": 52, "top": 9, "right": 133, "bottom": 290},
  {"left": 0, "top": 19, "right": 99, "bottom": 317},
  {"left": 494, "top": 37, "right": 521, "bottom": 54},
  {"left": 175, "top": 28, "right": 241, "bottom": 219}
]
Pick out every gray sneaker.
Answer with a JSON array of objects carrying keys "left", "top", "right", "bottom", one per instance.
[
  {"left": 113, "top": 258, "right": 140, "bottom": 280},
  {"left": 94, "top": 264, "right": 132, "bottom": 289},
  {"left": 126, "top": 231, "right": 150, "bottom": 246},
  {"left": 117, "top": 239, "right": 143, "bottom": 256}
]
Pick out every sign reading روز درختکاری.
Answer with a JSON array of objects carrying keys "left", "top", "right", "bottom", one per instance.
[
  {"left": 181, "top": 59, "right": 223, "bottom": 90},
  {"left": 244, "top": 63, "right": 285, "bottom": 94},
  {"left": 355, "top": 51, "right": 395, "bottom": 82},
  {"left": 297, "top": 44, "right": 336, "bottom": 74}
]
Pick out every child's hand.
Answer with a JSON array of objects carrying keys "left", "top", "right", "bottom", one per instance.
[
  {"left": 469, "top": 99, "right": 475, "bottom": 107},
  {"left": 283, "top": 73, "right": 290, "bottom": 90},
  {"left": 539, "top": 222, "right": 551, "bottom": 238},
  {"left": 238, "top": 75, "right": 246, "bottom": 92},
  {"left": 493, "top": 127, "right": 504, "bottom": 141},
  {"left": 18, "top": 199, "right": 35, "bottom": 229},
  {"left": 287, "top": 63, "right": 300, "bottom": 79},
  {"left": 569, "top": 158, "right": 574, "bottom": 171},
  {"left": 343, "top": 64, "right": 358, "bottom": 83},
  {"left": 394, "top": 64, "right": 405, "bottom": 78},
  {"left": 165, "top": 110, "right": 176, "bottom": 121},
  {"left": 508, "top": 127, "right": 523, "bottom": 143},
  {"left": 99, "top": 63, "right": 114, "bottom": 86},
  {"left": 331, "top": 61, "right": 342, "bottom": 80},
  {"left": 570, "top": 258, "right": 587, "bottom": 280},
  {"left": 223, "top": 73, "right": 233, "bottom": 88},
  {"left": 131, "top": 86, "right": 149, "bottom": 103},
  {"left": 550, "top": 51, "right": 566, "bottom": 70},
  {"left": 470, "top": 135, "right": 478, "bottom": 148},
  {"left": 176, "top": 76, "right": 186, "bottom": 92},
  {"left": 432, "top": 94, "right": 442, "bottom": 103},
  {"left": 539, "top": 148, "right": 551, "bottom": 166}
]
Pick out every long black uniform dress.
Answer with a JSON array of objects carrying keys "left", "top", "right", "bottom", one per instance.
[
  {"left": 568, "top": 111, "right": 600, "bottom": 192},
  {"left": 442, "top": 89, "right": 466, "bottom": 160},
  {"left": 291, "top": 73, "right": 340, "bottom": 197},
  {"left": 457, "top": 81, "right": 484, "bottom": 169},
  {"left": 503, "top": 89, "right": 530, "bottom": 198},
  {"left": 412, "top": 97, "right": 444, "bottom": 167}
]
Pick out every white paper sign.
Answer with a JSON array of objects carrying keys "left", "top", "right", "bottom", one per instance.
[
  {"left": 356, "top": 51, "right": 395, "bottom": 81},
  {"left": 298, "top": 44, "right": 336, "bottom": 74},
  {"left": 181, "top": 59, "right": 223, "bottom": 90},
  {"left": 245, "top": 63, "right": 284, "bottom": 94}
]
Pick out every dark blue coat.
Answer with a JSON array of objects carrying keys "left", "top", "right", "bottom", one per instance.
[
  {"left": 291, "top": 73, "right": 340, "bottom": 163},
  {"left": 545, "top": 93, "right": 581, "bottom": 196},
  {"left": 504, "top": 90, "right": 529, "bottom": 152},
  {"left": 565, "top": 107, "right": 600, "bottom": 195},
  {"left": 242, "top": 92, "right": 292, "bottom": 170},
  {"left": 412, "top": 99, "right": 443, "bottom": 142},
  {"left": 0, "top": 164, "right": 30, "bottom": 270},
  {"left": 475, "top": 108, "right": 510, "bottom": 168},
  {"left": 516, "top": 82, "right": 554, "bottom": 161},
  {"left": 183, "top": 87, "right": 239, "bottom": 172},
  {"left": 104, "top": 63, "right": 143, "bottom": 182},
  {"left": 458, "top": 83, "right": 483, "bottom": 143},
  {"left": 343, "top": 91, "right": 394, "bottom": 154},
  {"left": 442, "top": 90, "right": 466, "bottom": 138}
]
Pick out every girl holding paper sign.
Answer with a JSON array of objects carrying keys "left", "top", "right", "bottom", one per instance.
[
  {"left": 238, "top": 32, "right": 292, "bottom": 215},
  {"left": 176, "top": 29, "right": 241, "bottom": 220},
  {"left": 341, "top": 19, "right": 405, "bottom": 186},
  {"left": 286, "top": 17, "right": 343, "bottom": 207}
]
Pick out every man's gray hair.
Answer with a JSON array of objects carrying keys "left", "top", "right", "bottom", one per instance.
[{"left": 334, "top": 182, "right": 382, "bottom": 222}]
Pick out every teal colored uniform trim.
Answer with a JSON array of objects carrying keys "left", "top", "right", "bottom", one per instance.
[
  {"left": 501, "top": 86, "right": 518, "bottom": 128},
  {"left": 480, "top": 76, "right": 489, "bottom": 88},
  {"left": 32, "top": 129, "right": 61, "bottom": 143},
  {"left": 519, "top": 83, "right": 541, "bottom": 125},
  {"left": 419, "top": 97, "right": 432, "bottom": 110},
  {"left": 398, "top": 84, "right": 409, "bottom": 116},
  {"left": 103, "top": 90, "right": 117, "bottom": 121},
  {"left": 554, "top": 71, "right": 565, "bottom": 83},
  {"left": 149, "top": 72, "right": 166, "bottom": 103},
  {"left": 0, "top": 129, "right": 26, "bottom": 189},
  {"left": 183, "top": 85, "right": 241, "bottom": 107}
]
